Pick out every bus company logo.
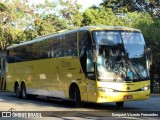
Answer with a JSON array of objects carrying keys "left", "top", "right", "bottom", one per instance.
[
  {"left": 126, "top": 87, "right": 130, "bottom": 91},
  {"left": 2, "top": 108, "right": 16, "bottom": 117},
  {"left": 2, "top": 112, "right": 11, "bottom": 117}
]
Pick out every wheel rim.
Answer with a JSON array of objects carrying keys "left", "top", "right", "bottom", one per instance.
[{"left": 16, "top": 87, "right": 19, "bottom": 96}]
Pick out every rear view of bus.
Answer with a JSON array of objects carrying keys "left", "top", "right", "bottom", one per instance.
[{"left": 91, "top": 27, "right": 150, "bottom": 106}]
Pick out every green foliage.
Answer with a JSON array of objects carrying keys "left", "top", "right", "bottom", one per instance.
[
  {"left": 59, "top": 0, "right": 83, "bottom": 28},
  {"left": 0, "top": 0, "right": 34, "bottom": 49},
  {"left": 83, "top": 6, "right": 117, "bottom": 26},
  {"left": 25, "top": 15, "right": 67, "bottom": 40},
  {"left": 0, "top": 0, "right": 83, "bottom": 49},
  {"left": 0, "top": 3, "right": 7, "bottom": 12},
  {"left": 100, "top": 0, "right": 160, "bottom": 18}
]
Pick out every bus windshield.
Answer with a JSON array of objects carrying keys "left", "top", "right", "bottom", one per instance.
[{"left": 93, "top": 31, "right": 149, "bottom": 82}]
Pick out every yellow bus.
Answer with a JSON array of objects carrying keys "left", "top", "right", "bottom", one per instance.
[{"left": 6, "top": 26, "right": 150, "bottom": 107}]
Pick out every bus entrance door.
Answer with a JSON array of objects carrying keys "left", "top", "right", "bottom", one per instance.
[{"left": 86, "top": 50, "right": 97, "bottom": 102}]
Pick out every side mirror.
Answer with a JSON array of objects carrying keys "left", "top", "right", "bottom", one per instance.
[
  {"left": 146, "top": 47, "right": 152, "bottom": 63},
  {"left": 146, "top": 47, "right": 152, "bottom": 70}
]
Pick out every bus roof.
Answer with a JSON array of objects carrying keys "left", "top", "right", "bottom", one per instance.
[{"left": 7, "top": 26, "right": 141, "bottom": 50}]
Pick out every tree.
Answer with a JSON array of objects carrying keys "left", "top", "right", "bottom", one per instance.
[
  {"left": 59, "top": 0, "right": 83, "bottom": 28},
  {"left": 0, "top": 0, "right": 35, "bottom": 49},
  {"left": 24, "top": 0, "right": 83, "bottom": 40},
  {"left": 24, "top": 15, "right": 67, "bottom": 41},
  {"left": 82, "top": 6, "right": 123, "bottom": 26},
  {"left": 0, "top": 2, "right": 8, "bottom": 50},
  {"left": 100, "top": 0, "right": 160, "bottom": 18},
  {"left": 0, "top": 0, "right": 83, "bottom": 49}
]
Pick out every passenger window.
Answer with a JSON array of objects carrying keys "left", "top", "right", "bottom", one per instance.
[{"left": 62, "top": 33, "right": 77, "bottom": 57}]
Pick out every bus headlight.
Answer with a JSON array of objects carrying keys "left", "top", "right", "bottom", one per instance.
[
  {"left": 141, "top": 86, "right": 150, "bottom": 91},
  {"left": 98, "top": 87, "right": 114, "bottom": 92}
]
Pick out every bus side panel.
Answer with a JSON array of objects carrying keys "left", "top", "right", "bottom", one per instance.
[
  {"left": 6, "top": 63, "right": 17, "bottom": 92},
  {"left": 38, "top": 58, "right": 65, "bottom": 98},
  {"left": 59, "top": 57, "right": 88, "bottom": 101}
]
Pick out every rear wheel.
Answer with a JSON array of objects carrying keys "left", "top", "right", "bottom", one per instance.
[
  {"left": 15, "top": 84, "right": 21, "bottom": 98},
  {"left": 116, "top": 102, "right": 124, "bottom": 107},
  {"left": 21, "top": 83, "right": 27, "bottom": 99}
]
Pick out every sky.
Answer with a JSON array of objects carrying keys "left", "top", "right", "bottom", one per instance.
[
  {"left": 31, "top": 0, "right": 102, "bottom": 10},
  {"left": 76, "top": 0, "right": 102, "bottom": 10}
]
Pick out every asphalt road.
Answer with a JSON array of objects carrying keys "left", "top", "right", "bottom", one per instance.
[{"left": 0, "top": 91, "right": 160, "bottom": 120}]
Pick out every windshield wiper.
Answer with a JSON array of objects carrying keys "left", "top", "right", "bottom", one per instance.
[{"left": 126, "top": 60, "right": 141, "bottom": 80}]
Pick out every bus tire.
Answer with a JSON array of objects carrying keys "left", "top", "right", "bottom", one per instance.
[
  {"left": 70, "top": 85, "right": 83, "bottom": 108},
  {"left": 74, "top": 86, "right": 83, "bottom": 108},
  {"left": 21, "top": 83, "right": 27, "bottom": 99},
  {"left": 116, "top": 102, "right": 124, "bottom": 107},
  {"left": 15, "top": 84, "right": 21, "bottom": 99}
]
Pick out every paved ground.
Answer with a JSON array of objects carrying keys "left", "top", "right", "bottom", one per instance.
[{"left": 0, "top": 91, "right": 159, "bottom": 120}]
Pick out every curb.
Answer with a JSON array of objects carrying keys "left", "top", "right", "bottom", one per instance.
[{"left": 0, "top": 90, "right": 8, "bottom": 92}]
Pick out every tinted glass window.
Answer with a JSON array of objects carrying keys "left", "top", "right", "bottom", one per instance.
[
  {"left": 7, "top": 32, "right": 78, "bottom": 63},
  {"left": 61, "top": 33, "right": 77, "bottom": 57}
]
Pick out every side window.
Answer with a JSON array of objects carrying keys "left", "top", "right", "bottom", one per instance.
[
  {"left": 26, "top": 45, "right": 32, "bottom": 61},
  {"left": 79, "top": 31, "right": 95, "bottom": 80},
  {"left": 87, "top": 50, "right": 94, "bottom": 72},
  {"left": 7, "top": 49, "right": 15, "bottom": 63},
  {"left": 51, "top": 37, "right": 61, "bottom": 58},
  {"left": 14, "top": 47, "right": 24, "bottom": 62},
  {"left": 40, "top": 40, "right": 51, "bottom": 59},
  {"left": 50, "top": 33, "right": 77, "bottom": 58},
  {"left": 62, "top": 33, "right": 77, "bottom": 57},
  {"left": 33, "top": 42, "right": 40, "bottom": 59}
]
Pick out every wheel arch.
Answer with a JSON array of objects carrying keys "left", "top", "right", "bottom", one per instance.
[
  {"left": 21, "top": 81, "right": 26, "bottom": 87},
  {"left": 14, "top": 81, "right": 19, "bottom": 93},
  {"left": 20, "top": 80, "right": 27, "bottom": 92}
]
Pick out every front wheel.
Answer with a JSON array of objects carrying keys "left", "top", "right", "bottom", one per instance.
[
  {"left": 70, "top": 86, "right": 83, "bottom": 108},
  {"left": 74, "top": 86, "right": 83, "bottom": 108},
  {"left": 116, "top": 102, "right": 124, "bottom": 107}
]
